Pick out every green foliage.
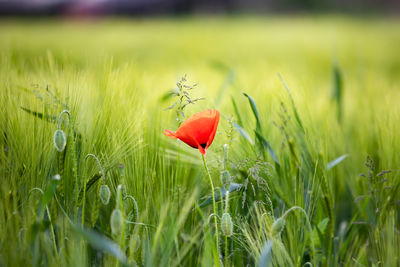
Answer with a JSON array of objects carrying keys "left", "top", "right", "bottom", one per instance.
[
  {"left": 332, "top": 62, "right": 344, "bottom": 122},
  {"left": 71, "top": 224, "right": 129, "bottom": 266},
  {"left": 1, "top": 16, "right": 399, "bottom": 267}
]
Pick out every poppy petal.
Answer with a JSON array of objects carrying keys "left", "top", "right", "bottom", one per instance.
[
  {"left": 205, "top": 110, "right": 220, "bottom": 150},
  {"left": 164, "top": 129, "right": 177, "bottom": 139},
  {"left": 197, "top": 143, "right": 206, "bottom": 155},
  {"left": 164, "top": 109, "right": 220, "bottom": 155}
]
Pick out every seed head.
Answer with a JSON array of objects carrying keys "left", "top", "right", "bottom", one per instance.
[{"left": 129, "top": 234, "right": 141, "bottom": 253}]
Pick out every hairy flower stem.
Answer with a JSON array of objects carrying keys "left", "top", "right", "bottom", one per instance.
[
  {"left": 224, "top": 190, "right": 230, "bottom": 266},
  {"left": 225, "top": 236, "right": 228, "bottom": 266},
  {"left": 202, "top": 154, "right": 220, "bottom": 258},
  {"left": 57, "top": 152, "right": 64, "bottom": 202},
  {"left": 57, "top": 110, "right": 78, "bottom": 220},
  {"left": 176, "top": 141, "right": 181, "bottom": 213}
]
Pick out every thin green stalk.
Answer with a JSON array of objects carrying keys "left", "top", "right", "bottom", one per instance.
[
  {"left": 71, "top": 126, "right": 78, "bottom": 222},
  {"left": 46, "top": 206, "right": 59, "bottom": 264},
  {"left": 176, "top": 141, "right": 181, "bottom": 212},
  {"left": 224, "top": 190, "right": 230, "bottom": 266},
  {"left": 202, "top": 154, "right": 220, "bottom": 259},
  {"left": 57, "top": 152, "right": 65, "bottom": 200},
  {"left": 57, "top": 110, "right": 79, "bottom": 222},
  {"left": 116, "top": 185, "right": 125, "bottom": 267},
  {"left": 30, "top": 188, "right": 59, "bottom": 263},
  {"left": 225, "top": 236, "right": 228, "bottom": 267}
]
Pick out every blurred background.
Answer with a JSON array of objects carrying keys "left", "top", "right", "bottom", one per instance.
[
  {"left": 0, "top": 0, "right": 399, "bottom": 17},
  {"left": 1, "top": 0, "right": 400, "bottom": 265}
]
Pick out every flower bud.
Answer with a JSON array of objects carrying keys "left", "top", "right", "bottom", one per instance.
[
  {"left": 221, "top": 213, "right": 233, "bottom": 237},
  {"left": 129, "top": 234, "right": 141, "bottom": 253},
  {"left": 53, "top": 129, "right": 66, "bottom": 152},
  {"left": 110, "top": 209, "right": 123, "bottom": 235},
  {"left": 271, "top": 217, "right": 286, "bottom": 236},
  {"left": 99, "top": 184, "right": 111, "bottom": 205}
]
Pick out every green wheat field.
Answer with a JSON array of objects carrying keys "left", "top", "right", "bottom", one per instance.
[{"left": 1, "top": 16, "right": 400, "bottom": 266}]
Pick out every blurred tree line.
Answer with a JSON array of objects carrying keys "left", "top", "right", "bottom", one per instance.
[{"left": 0, "top": 0, "right": 398, "bottom": 17}]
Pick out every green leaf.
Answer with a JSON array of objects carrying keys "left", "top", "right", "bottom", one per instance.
[
  {"left": 243, "top": 93, "right": 261, "bottom": 131},
  {"left": 327, "top": 154, "right": 349, "bottom": 170},
  {"left": 71, "top": 225, "right": 128, "bottom": 266},
  {"left": 210, "top": 60, "right": 230, "bottom": 72},
  {"left": 233, "top": 122, "right": 254, "bottom": 145},
  {"left": 255, "top": 131, "right": 280, "bottom": 166},
  {"left": 278, "top": 74, "right": 305, "bottom": 133},
  {"left": 215, "top": 69, "right": 235, "bottom": 107},
  {"left": 199, "top": 183, "right": 242, "bottom": 208},
  {"left": 28, "top": 222, "right": 41, "bottom": 266},
  {"left": 77, "top": 173, "right": 102, "bottom": 204},
  {"left": 20, "top": 107, "right": 57, "bottom": 123},
  {"left": 332, "top": 62, "right": 343, "bottom": 122},
  {"left": 160, "top": 90, "right": 176, "bottom": 102},
  {"left": 318, "top": 217, "right": 330, "bottom": 232},
  {"left": 312, "top": 218, "right": 330, "bottom": 247},
  {"left": 37, "top": 175, "right": 59, "bottom": 220},
  {"left": 257, "top": 240, "right": 273, "bottom": 267},
  {"left": 231, "top": 96, "right": 243, "bottom": 127}
]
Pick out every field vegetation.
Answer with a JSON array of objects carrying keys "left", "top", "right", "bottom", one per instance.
[{"left": 0, "top": 16, "right": 399, "bottom": 266}]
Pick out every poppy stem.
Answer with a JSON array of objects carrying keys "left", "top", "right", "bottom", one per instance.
[
  {"left": 201, "top": 154, "right": 220, "bottom": 259},
  {"left": 225, "top": 236, "right": 228, "bottom": 266}
]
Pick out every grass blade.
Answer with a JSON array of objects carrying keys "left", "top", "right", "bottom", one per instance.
[
  {"left": 71, "top": 225, "right": 128, "bottom": 266},
  {"left": 215, "top": 70, "right": 235, "bottom": 107},
  {"left": 37, "top": 175, "right": 59, "bottom": 220},
  {"left": 243, "top": 93, "right": 261, "bottom": 131},
  {"left": 20, "top": 107, "right": 57, "bottom": 123},
  {"left": 332, "top": 62, "right": 343, "bottom": 122},
  {"left": 257, "top": 240, "right": 273, "bottom": 267},
  {"left": 231, "top": 96, "right": 243, "bottom": 126},
  {"left": 160, "top": 90, "right": 176, "bottom": 102},
  {"left": 327, "top": 154, "right": 349, "bottom": 170},
  {"left": 77, "top": 173, "right": 102, "bottom": 203},
  {"left": 233, "top": 122, "right": 254, "bottom": 145},
  {"left": 199, "top": 183, "right": 243, "bottom": 208},
  {"left": 278, "top": 74, "right": 305, "bottom": 133},
  {"left": 255, "top": 131, "right": 280, "bottom": 166}
]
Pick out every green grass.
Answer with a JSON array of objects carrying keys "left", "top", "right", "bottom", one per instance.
[{"left": 0, "top": 16, "right": 399, "bottom": 266}]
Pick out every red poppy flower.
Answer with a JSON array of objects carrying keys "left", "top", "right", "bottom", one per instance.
[{"left": 164, "top": 109, "right": 220, "bottom": 155}]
